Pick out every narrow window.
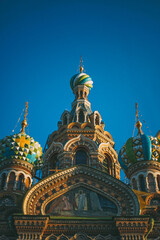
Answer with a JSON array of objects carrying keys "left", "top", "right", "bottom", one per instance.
[
  {"left": 103, "top": 155, "right": 112, "bottom": 175},
  {"left": 75, "top": 149, "right": 87, "bottom": 165},
  {"left": 17, "top": 174, "right": 24, "bottom": 190},
  {"left": 80, "top": 90, "right": 83, "bottom": 98},
  {"left": 95, "top": 115, "right": 99, "bottom": 125},
  {"left": 8, "top": 172, "right": 16, "bottom": 190},
  {"left": 148, "top": 173, "right": 156, "bottom": 192},
  {"left": 139, "top": 175, "right": 145, "bottom": 192},
  {"left": 79, "top": 110, "right": 84, "bottom": 123}
]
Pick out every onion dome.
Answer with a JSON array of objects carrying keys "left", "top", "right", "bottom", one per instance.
[
  {"left": 70, "top": 58, "right": 93, "bottom": 90},
  {"left": 70, "top": 73, "right": 93, "bottom": 90},
  {"left": 118, "top": 103, "right": 160, "bottom": 171},
  {"left": 0, "top": 102, "right": 43, "bottom": 166},
  {"left": 0, "top": 133, "right": 42, "bottom": 166},
  {"left": 118, "top": 133, "right": 160, "bottom": 171}
]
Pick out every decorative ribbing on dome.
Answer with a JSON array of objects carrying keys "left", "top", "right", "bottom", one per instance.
[
  {"left": 119, "top": 133, "right": 160, "bottom": 171},
  {"left": 141, "top": 134, "right": 152, "bottom": 161},
  {"left": 70, "top": 73, "right": 93, "bottom": 90}
]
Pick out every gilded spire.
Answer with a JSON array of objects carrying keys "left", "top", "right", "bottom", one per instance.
[
  {"left": 21, "top": 102, "right": 28, "bottom": 134},
  {"left": 80, "top": 56, "right": 84, "bottom": 73},
  {"left": 135, "top": 103, "right": 143, "bottom": 134}
]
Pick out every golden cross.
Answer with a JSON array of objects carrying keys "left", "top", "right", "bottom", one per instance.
[
  {"left": 80, "top": 56, "right": 84, "bottom": 73},
  {"left": 21, "top": 102, "right": 28, "bottom": 133},
  {"left": 135, "top": 103, "right": 142, "bottom": 134}
]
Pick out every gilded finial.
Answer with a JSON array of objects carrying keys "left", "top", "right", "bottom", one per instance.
[
  {"left": 21, "top": 102, "right": 28, "bottom": 134},
  {"left": 80, "top": 56, "right": 84, "bottom": 73},
  {"left": 135, "top": 103, "right": 143, "bottom": 134}
]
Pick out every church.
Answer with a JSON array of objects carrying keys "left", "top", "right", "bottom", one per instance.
[{"left": 0, "top": 62, "right": 160, "bottom": 240}]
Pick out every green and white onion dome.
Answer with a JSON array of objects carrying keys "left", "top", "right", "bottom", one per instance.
[
  {"left": 70, "top": 72, "right": 93, "bottom": 90},
  {"left": 118, "top": 133, "right": 160, "bottom": 171},
  {"left": 0, "top": 133, "right": 43, "bottom": 166}
]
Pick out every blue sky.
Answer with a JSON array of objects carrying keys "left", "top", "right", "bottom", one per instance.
[{"left": 0, "top": 0, "right": 160, "bottom": 181}]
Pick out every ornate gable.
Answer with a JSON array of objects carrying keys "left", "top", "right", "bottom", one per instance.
[{"left": 23, "top": 166, "right": 139, "bottom": 216}]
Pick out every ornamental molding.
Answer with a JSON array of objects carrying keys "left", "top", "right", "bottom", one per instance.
[
  {"left": 98, "top": 143, "right": 118, "bottom": 162},
  {"left": 64, "top": 134, "right": 98, "bottom": 152},
  {"left": 23, "top": 165, "right": 139, "bottom": 216},
  {"left": 127, "top": 161, "right": 160, "bottom": 177},
  {"left": 43, "top": 141, "right": 64, "bottom": 161},
  {"left": 0, "top": 158, "right": 34, "bottom": 172}
]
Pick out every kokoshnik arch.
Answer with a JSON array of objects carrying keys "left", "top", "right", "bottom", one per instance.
[{"left": 0, "top": 60, "right": 160, "bottom": 240}]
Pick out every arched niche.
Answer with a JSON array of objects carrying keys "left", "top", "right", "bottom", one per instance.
[
  {"left": 75, "top": 148, "right": 88, "bottom": 165},
  {"left": 8, "top": 172, "right": 16, "bottom": 191},
  {"left": 148, "top": 173, "right": 156, "bottom": 192},
  {"left": 103, "top": 154, "right": 113, "bottom": 175},
  {"left": 139, "top": 175, "right": 146, "bottom": 192},
  {"left": 17, "top": 174, "right": 24, "bottom": 191},
  {"left": 44, "top": 185, "right": 119, "bottom": 217}
]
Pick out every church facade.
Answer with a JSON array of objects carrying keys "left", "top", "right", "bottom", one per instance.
[{"left": 0, "top": 64, "right": 160, "bottom": 239}]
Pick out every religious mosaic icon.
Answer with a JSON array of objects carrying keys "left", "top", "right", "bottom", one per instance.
[{"left": 45, "top": 187, "right": 118, "bottom": 216}]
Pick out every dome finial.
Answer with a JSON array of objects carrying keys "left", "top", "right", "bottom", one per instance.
[
  {"left": 21, "top": 102, "right": 28, "bottom": 134},
  {"left": 135, "top": 103, "right": 143, "bottom": 134},
  {"left": 80, "top": 56, "right": 84, "bottom": 73}
]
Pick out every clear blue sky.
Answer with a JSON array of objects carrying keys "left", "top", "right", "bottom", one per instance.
[{"left": 0, "top": 0, "right": 160, "bottom": 181}]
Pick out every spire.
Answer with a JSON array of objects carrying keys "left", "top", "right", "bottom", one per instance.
[
  {"left": 135, "top": 103, "right": 143, "bottom": 134},
  {"left": 80, "top": 56, "right": 84, "bottom": 73},
  {"left": 21, "top": 102, "right": 28, "bottom": 134}
]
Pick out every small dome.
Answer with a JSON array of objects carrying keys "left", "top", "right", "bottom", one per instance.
[
  {"left": 0, "top": 133, "right": 43, "bottom": 166},
  {"left": 118, "top": 133, "right": 160, "bottom": 170},
  {"left": 70, "top": 73, "right": 93, "bottom": 90}
]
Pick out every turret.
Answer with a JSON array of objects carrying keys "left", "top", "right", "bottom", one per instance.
[{"left": 0, "top": 103, "right": 43, "bottom": 217}]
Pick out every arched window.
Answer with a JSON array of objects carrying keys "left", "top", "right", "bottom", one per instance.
[
  {"left": 8, "top": 172, "right": 16, "bottom": 190},
  {"left": 79, "top": 110, "right": 84, "bottom": 123},
  {"left": 103, "top": 155, "right": 112, "bottom": 175},
  {"left": 0, "top": 173, "right": 7, "bottom": 190},
  {"left": 17, "top": 174, "right": 24, "bottom": 191},
  {"left": 148, "top": 173, "right": 156, "bottom": 192},
  {"left": 157, "top": 175, "right": 160, "bottom": 191},
  {"left": 49, "top": 154, "right": 58, "bottom": 172},
  {"left": 139, "top": 175, "right": 145, "bottom": 192},
  {"left": 75, "top": 149, "right": 87, "bottom": 165},
  {"left": 95, "top": 115, "right": 100, "bottom": 125},
  {"left": 132, "top": 178, "right": 138, "bottom": 190}
]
